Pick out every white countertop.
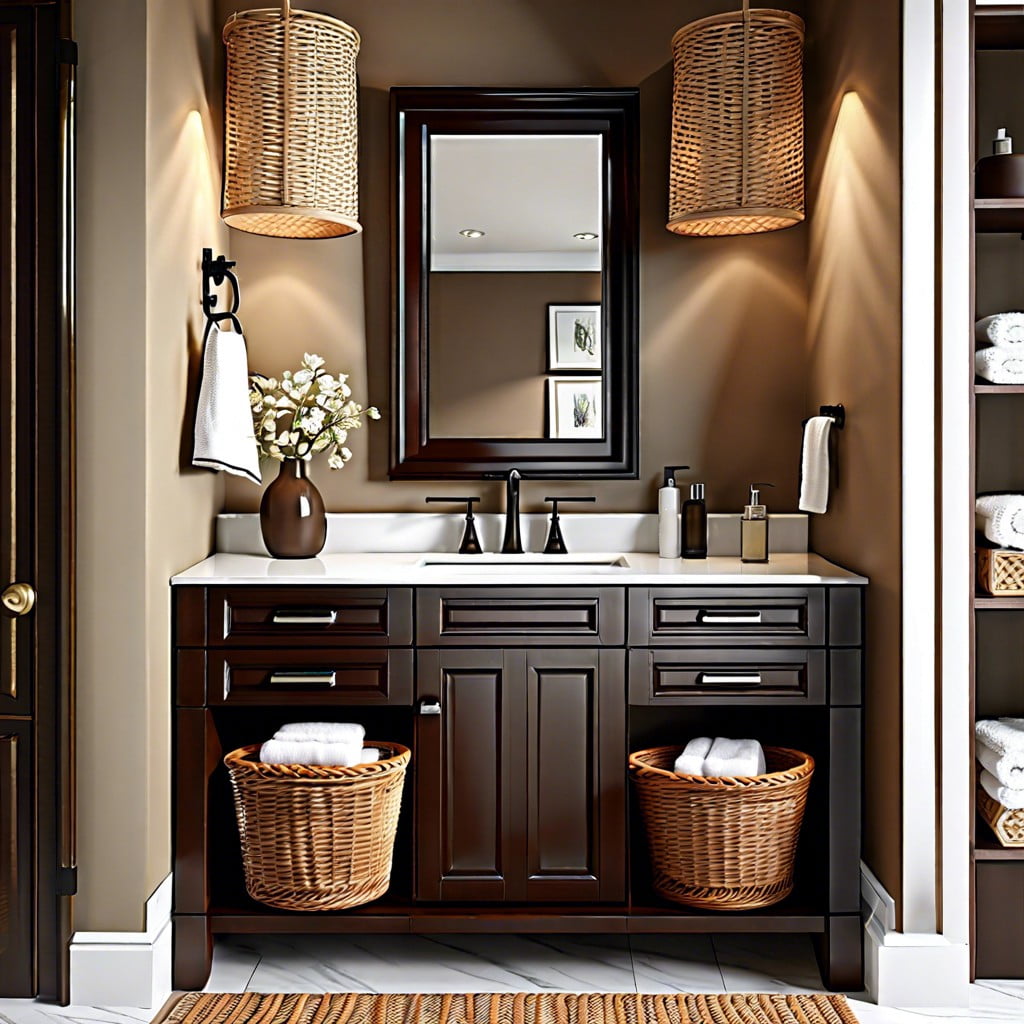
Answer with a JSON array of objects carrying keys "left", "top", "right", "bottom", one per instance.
[{"left": 171, "top": 551, "right": 867, "bottom": 586}]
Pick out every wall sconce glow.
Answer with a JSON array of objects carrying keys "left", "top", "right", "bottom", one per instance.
[
  {"left": 221, "top": 1, "right": 362, "bottom": 239},
  {"left": 573, "top": 232, "right": 599, "bottom": 241},
  {"left": 459, "top": 228, "right": 486, "bottom": 238},
  {"left": 667, "top": 0, "right": 805, "bottom": 237}
]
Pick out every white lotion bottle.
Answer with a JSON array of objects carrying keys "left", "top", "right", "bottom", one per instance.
[{"left": 659, "top": 465, "right": 689, "bottom": 558}]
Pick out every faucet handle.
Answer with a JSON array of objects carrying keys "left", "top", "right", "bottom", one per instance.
[
  {"left": 425, "top": 496, "right": 483, "bottom": 554},
  {"left": 542, "top": 496, "right": 596, "bottom": 555}
]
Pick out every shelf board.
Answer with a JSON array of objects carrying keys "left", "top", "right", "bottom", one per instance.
[
  {"left": 975, "top": 199, "right": 1024, "bottom": 232},
  {"left": 975, "top": 834, "right": 1024, "bottom": 860},
  {"left": 976, "top": 382, "right": 1024, "bottom": 393},
  {"left": 974, "top": 594, "right": 1024, "bottom": 609},
  {"left": 976, "top": 9, "right": 1024, "bottom": 51}
]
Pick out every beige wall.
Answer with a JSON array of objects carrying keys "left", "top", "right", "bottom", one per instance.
[
  {"left": 803, "top": 0, "right": 903, "bottom": 917},
  {"left": 75, "top": 0, "right": 224, "bottom": 930}
]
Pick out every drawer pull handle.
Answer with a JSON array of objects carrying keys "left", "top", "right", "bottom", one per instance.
[
  {"left": 697, "top": 672, "right": 763, "bottom": 687},
  {"left": 698, "top": 611, "right": 763, "bottom": 624},
  {"left": 269, "top": 671, "right": 337, "bottom": 688},
  {"left": 272, "top": 609, "right": 338, "bottom": 625},
  {"left": 419, "top": 699, "right": 442, "bottom": 716}
]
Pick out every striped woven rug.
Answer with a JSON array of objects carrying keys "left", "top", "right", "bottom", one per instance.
[{"left": 160, "top": 992, "right": 859, "bottom": 1024}]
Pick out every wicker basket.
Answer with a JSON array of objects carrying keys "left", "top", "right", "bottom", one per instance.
[
  {"left": 978, "top": 546, "right": 1024, "bottom": 595},
  {"left": 224, "top": 742, "right": 409, "bottom": 911},
  {"left": 667, "top": 3, "right": 805, "bottom": 237},
  {"left": 222, "top": 2, "right": 361, "bottom": 239},
  {"left": 978, "top": 782, "right": 1024, "bottom": 847},
  {"left": 629, "top": 745, "right": 814, "bottom": 910}
]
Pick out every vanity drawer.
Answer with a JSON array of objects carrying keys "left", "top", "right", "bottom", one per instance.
[
  {"left": 628, "top": 587, "right": 825, "bottom": 647},
  {"left": 206, "top": 648, "right": 414, "bottom": 706},
  {"left": 628, "top": 648, "right": 826, "bottom": 705},
  {"left": 207, "top": 587, "right": 413, "bottom": 647},
  {"left": 416, "top": 587, "right": 625, "bottom": 646}
]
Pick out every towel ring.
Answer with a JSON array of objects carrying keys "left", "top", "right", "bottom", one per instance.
[
  {"left": 201, "top": 247, "right": 243, "bottom": 334},
  {"left": 803, "top": 404, "right": 845, "bottom": 430}
]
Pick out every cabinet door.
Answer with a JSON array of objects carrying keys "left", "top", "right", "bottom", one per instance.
[
  {"left": 415, "top": 650, "right": 515, "bottom": 901},
  {"left": 521, "top": 650, "right": 626, "bottom": 902}
]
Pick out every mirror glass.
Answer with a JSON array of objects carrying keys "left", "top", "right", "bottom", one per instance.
[{"left": 427, "top": 134, "right": 605, "bottom": 440}]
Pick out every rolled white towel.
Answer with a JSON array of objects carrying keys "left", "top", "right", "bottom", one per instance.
[
  {"left": 702, "top": 737, "right": 767, "bottom": 778},
  {"left": 274, "top": 722, "right": 365, "bottom": 745},
  {"left": 674, "top": 737, "right": 713, "bottom": 776},
  {"left": 976, "top": 718, "right": 1024, "bottom": 756},
  {"left": 976, "top": 347, "right": 1024, "bottom": 384},
  {"left": 981, "top": 769, "right": 1024, "bottom": 810},
  {"left": 360, "top": 747, "right": 380, "bottom": 763},
  {"left": 258, "top": 738, "right": 364, "bottom": 766},
  {"left": 976, "top": 313, "right": 1024, "bottom": 348},
  {"left": 975, "top": 495, "right": 1024, "bottom": 550},
  {"left": 977, "top": 739, "right": 1024, "bottom": 789},
  {"left": 798, "top": 416, "right": 832, "bottom": 515}
]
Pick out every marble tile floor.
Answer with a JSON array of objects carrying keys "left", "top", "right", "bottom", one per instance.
[{"left": 2, "top": 935, "right": 1024, "bottom": 1024}]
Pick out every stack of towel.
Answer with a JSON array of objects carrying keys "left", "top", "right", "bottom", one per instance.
[
  {"left": 674, "top": 736, "right": 767, "bottom": 777},
  {"left": 976, "top": 313, "right": 1024, "bottom": 383},
  {"left": 976, "top": 719, "right": 1024, "bottom": 810},
  {"left": 259, "top": 722, "right": 379, "bottom": 767},
  {"left": 976, "top": 494, "right": 1024, "bottom": 550}
]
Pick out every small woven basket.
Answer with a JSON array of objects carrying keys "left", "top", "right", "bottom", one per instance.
[
  {"left": 978, "top": 782, "right": 1024, "bottom": 847},
  {"left": 978, "top": 546, "right": 1024, "bottom": 595},
  {"left": 224, "top": 742, "right": 409, "bottom": 911},
  {"left": 629, "top": 745, "right": 814, "bottom": 910}
]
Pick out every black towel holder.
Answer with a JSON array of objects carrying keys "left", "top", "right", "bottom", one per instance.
[
  {"left": 201, "top": 247, "right": 243, "bottom": 335},
  {"left": 803, "top": 404, "right": 845, "bottom": 430}
]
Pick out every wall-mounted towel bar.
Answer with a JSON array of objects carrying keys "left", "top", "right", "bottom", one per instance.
[{"left": 201, "top": 247, "right": 243, "bottom": 335}]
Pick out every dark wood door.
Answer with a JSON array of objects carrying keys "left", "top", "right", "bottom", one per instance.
[{"left": 0, "top": 0, "right": 75, "bottom": 1000}]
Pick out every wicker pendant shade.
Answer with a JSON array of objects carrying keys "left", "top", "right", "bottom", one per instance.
[
  {"left": 222, "top": 2, "right": 361, "bottom": 239},
  {"left": 667, "top": 2, "right": 804, "bottom": 237}
]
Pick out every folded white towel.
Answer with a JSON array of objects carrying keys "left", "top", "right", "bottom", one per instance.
[
  {"left": 976, "top": 313, "right": 1024, "bottom": 348},
  {"left": 702, "top": 737, "right": 767, "bottom": 778},
  {"left": 976, "top": 718, "right": 1024, "bottom": 756},
  {"left": 360, "top": 747, "right": 380, "bottom": 763},
  {"left": 192, "top": 325, "right": 261, "bottom": 484},
  {"left": 258, "top": 738, "right": 374, "bottom": 766},
  {"left": 981, "top": 769, "right": 1024, "bottom": 810},
  {"left": 976, "top": 495, "right": 1024, "bottom": 550},
  {"left": 274, "top": 722, "right": 365, "bottom": 745},
  {"left": 798, "top": 416, "right": 832, "bottom": 515},
  {"left": 976, "top": 346, "right": 1024, "bottom": 383},
  {"left": 674, "top": 737, "right": 713, "bottom": 776},
  {"left": 977, "top": 739, "right": 1024, "bottom": 789}
]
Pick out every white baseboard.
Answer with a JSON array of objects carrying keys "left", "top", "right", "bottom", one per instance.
[
  {"left": 861, "top": 862, "right": 970, "bottom": 1007},
  {"left": 69, "top": 873, "right": 173, "bottom": 1008}
]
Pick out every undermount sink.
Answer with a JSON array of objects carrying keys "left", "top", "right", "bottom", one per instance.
[{"left": 417, "top": 554, "right": 630, "bottom": 572}]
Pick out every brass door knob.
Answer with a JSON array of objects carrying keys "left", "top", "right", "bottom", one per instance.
[{"left": 1, "top": 582, "right": 35, "bottom": 616}]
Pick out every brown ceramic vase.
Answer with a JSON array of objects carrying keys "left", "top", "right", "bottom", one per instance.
[{"left": 259, "top": 459, "right": 327, "bottom": 559}]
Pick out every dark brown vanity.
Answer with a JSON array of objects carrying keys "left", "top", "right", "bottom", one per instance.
[{"left": 171, "top": 572, "right": 865, "bottom": 992}]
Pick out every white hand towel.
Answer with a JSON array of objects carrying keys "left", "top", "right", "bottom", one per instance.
[
  {"left": 798, "top": 416, "right": 832, "bottom": 515},
  {"left": 976, "top": 313, "right": 1024, "bottom": 348},
  {"left": 702, "top": 737, "right": 767, "bottom": 778},
  {"left": 360, "top": 747, "right": 380, "bottom": 763},
  {"left": 192, "top": 325, "right": 261, "bottom": 483},
  {"left": 976, "top": 346, "right": 1024, "bottom": 384},
  {"left": 977, "top": 739, "right": 1024, "bottom": 789},
  {"left": 981, "top": 769, "right": 1024, "bottom": 810},
  {"left": 975, "top": 495, "right": 1024, "bottom": 550},
  {"left": 976, "top": 718, "right": 1024, "bottom": 756},
  {"left": 258, "top": 738, "right": 365, "bottom": 766},
  {"left": 275, "top": 722, "right": 365, "bottom": 745},
  {"left": 674, "top": 737, "right": 713, "bottom": 776}
]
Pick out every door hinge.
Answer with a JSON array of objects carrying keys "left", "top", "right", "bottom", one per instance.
[
  {"left": 56, "top": 865, "right": 77, "bottom": 897},
  {"left": 58, "top": 39, "right": 78, "bottom": 66}
]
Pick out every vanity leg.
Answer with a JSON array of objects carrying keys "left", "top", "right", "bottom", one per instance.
[
  {"left": 815, "top": 914, "right": 862, "bottom": 991},
  {"left": 173, "top": 914, "right": 213, "bottom": 990}
]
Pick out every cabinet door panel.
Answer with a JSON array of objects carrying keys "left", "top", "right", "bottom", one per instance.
[
  {"left": 523, "top": 649, "right": 626, "bottom": 902},
  {"left": 416, "top": 650, "right": 513, "bottom": 901}
]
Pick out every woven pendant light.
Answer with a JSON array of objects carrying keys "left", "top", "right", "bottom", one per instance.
[
  {"left": 222, "top": 1, "right": 361, "bottom": 239},
  {"left": 667, "top": 0, "right": 804, "bottom": 237}
]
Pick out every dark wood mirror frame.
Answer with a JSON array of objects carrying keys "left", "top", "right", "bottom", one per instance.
[{"left": 390, "top": 88, "right": 640, "bottom": 480}]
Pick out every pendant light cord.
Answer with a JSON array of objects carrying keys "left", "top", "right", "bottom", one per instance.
[{"left": 740, "top": 0, "right": 750, "bottom": 206}]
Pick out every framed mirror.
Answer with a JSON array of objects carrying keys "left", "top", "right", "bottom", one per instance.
[{"left": 390, "top": 88, "right": 639, "bottom": 479}]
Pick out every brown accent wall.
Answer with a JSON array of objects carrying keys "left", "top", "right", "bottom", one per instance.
[
  {"left": 429, "top": 272, "right": 602, "bottom": 439},
  {"left": 803, "top": 0, "right": 903, "bottom": 918}
]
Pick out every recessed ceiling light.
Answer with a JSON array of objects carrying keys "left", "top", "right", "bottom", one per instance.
[
  {"left": 573, "top": 232, "right": 599, "bottom": 241},
  {"left": 459, "top": 228, "right": 486, "bottom": 238}
]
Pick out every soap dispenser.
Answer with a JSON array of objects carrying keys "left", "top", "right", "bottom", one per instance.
[
  {"left": 740, "top": 482, "right": 774, "bottom": 563},
  {"left": 659, "top": 466, "right": 689, "bottom": 558},
  {"left": 682, "top": 482, "right": 708, "bottom": 559}
]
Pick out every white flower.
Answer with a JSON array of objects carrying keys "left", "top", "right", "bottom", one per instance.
[
  {"left": 327, "top": 451, "right": 344, "bottom": 469},
  {"left": 303, "top": 352, "right": 326, "bottom": 371},
  {"left": 340, "top": 447, "right": 352, "bottom": 461},
  {"left": 367, "top": 406, "right": 381, "bottom": 420},
  {"left": 294, "top": 369, "right": 313, "bottom": 386},
  {"left": 303, "top": 408, "right": 326, "bottom": 434},
  {"left": 333, "top": 427, "right": 348, "bottom": 445}
]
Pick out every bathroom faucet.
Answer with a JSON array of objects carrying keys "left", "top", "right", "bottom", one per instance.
[{"left": 501, "top": 468, "right": 523, "bottom": 554}]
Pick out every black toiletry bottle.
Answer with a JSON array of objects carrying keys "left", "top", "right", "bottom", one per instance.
[{"left": 682, "top": 482, "right": 707, "bottom": 559}]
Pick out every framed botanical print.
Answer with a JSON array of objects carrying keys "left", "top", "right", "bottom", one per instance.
[
  {"left": 547, "top": 376, "right": 603, "bottom": 438},
  {"left": 547, "top": 304, "right": 602, "bottom": 371}
]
